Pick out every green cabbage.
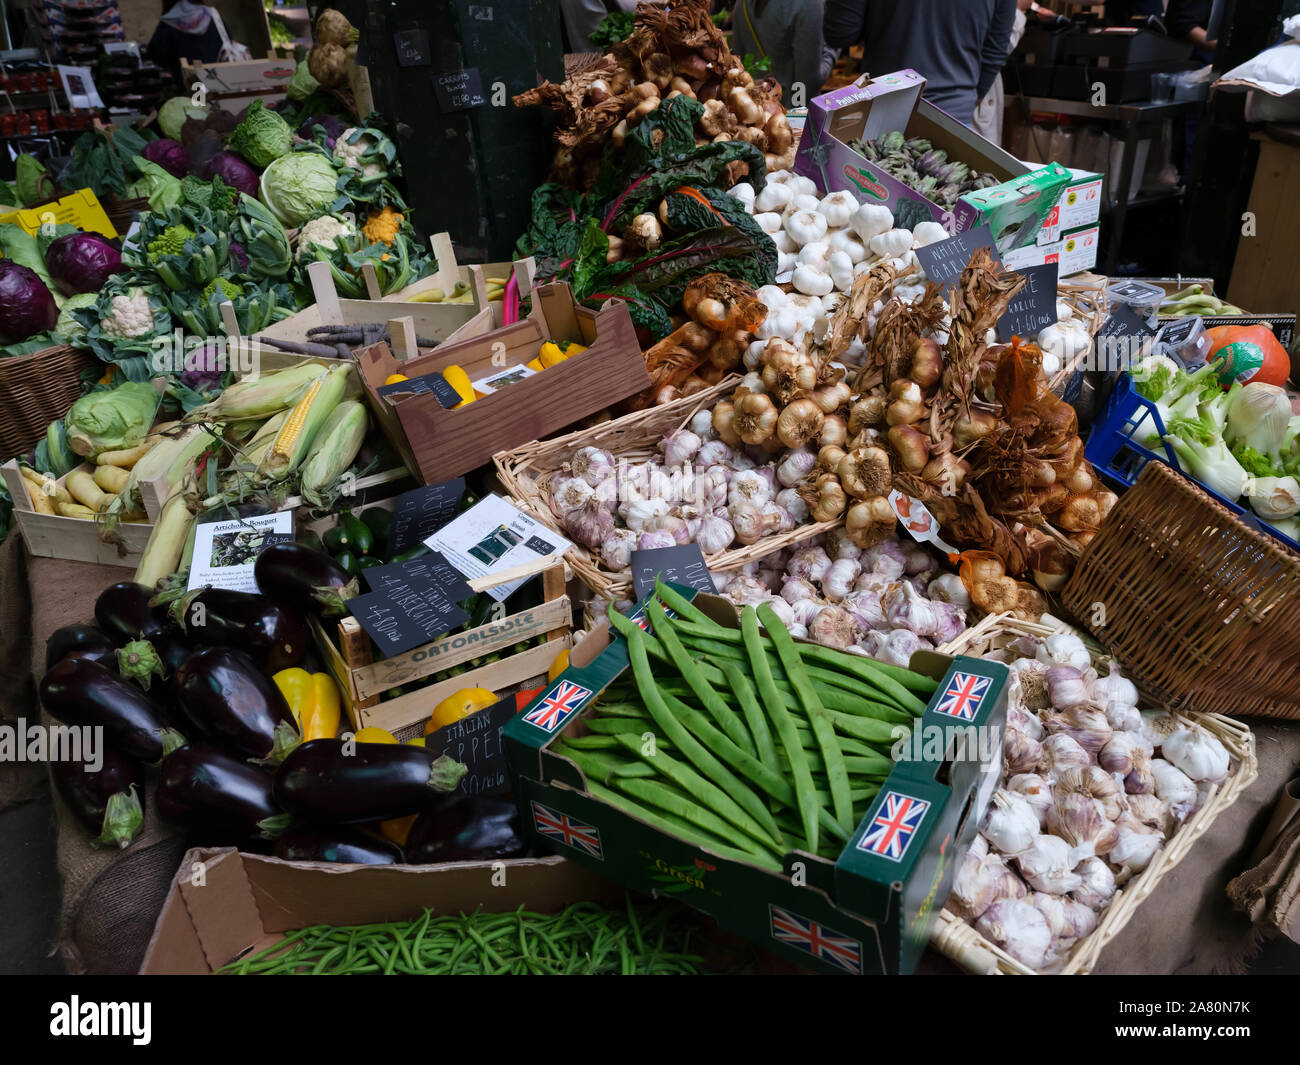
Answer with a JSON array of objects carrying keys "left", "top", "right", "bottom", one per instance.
[
  {"left": 54, "top": 292, "right": 98, "bottom": 343},
  {"left": 229, "top": 100, "right": 292, "bottom": 170},
  {"left": 65, "top": 381, "right": 160, "bottom": 458},
  {"left": 286, "top": 60, "right": 319, "bottom": 102},
  {"left": 128, "top": 158, "right": 184, "bottom": 214},
  {"left": 259, "top": 151, "right": 342, "bottom": 226},
  {"left": 159, "top": 97, "right": 208, "bottom": 141}
]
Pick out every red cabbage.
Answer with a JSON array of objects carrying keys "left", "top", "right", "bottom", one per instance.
[
  {"left": 44, "top": 233, "right": 126, "bottom": 296},
  {"left": 142, "top": 138, "right": 190, "bottom": 178},
  {"left": 297, "top": 114, "right": 348, "bottom": 151},
  {"left": 0, "top": 260, "right": 59, "bottom": 342},
  {"left": 201, "top": 151, "right": 260, "bottom": 197},
  {"left": 229, "top": 239, "right": 249, "bottom": 273}
]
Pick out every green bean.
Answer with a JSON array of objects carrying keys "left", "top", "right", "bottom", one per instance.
[
  {"left": 626, "top": 627, "right": 785, "bottom": 847},
  {"left": 559, "top": 746, "right": 656, "bottom": 787},
  {"left": 652, "top": 578, "right": 718, "bottom": 627},
  {"left": 740, "top": 605, "right": 822, "bottom": 851},
  {"left": 553, "top": 733, "right": 624, "bottom": 749},
  {"left": 647, "top": 599, "right": 755, "bottom": 756},
  {"left": 720, "top": 659, "right": 780, "bottom": 776},
  {"left": 585, "top": 779, "right": 782, "bottom": 872},
  {"left": 608, "top": 732, "right": 779, "bottom": 853},
  {"left": 610, "top": 775, "right": 780, "bottom": 863},
  {"left": 758, "top": 602, "right": 853, "bottom": 834},
  {"left": 583, "top": 701, "right": 650, "bottom": 718}
]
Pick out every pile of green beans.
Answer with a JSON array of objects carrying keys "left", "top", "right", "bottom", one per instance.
[
  {"left": 217, "top": 899, "right": 715, "bottom": 975},
  {"left": 552, "top": 580, "right": 938, "bottom": 866}
]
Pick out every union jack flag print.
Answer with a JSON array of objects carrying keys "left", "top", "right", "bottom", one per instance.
[
  {"left": 769, "top": 905, "right": 862, "bottom": 974},
  {"left": 935, "top": 671, "right": 990, "bottom": 721},
  {"left": 531, "top": 802, "right": 603, "bottom": 860},
  {"left": 523, "top": 679, "right": 591, "bottom": 732},
  {"left": 857, "top": 791, "right": 930, "bottom": 862}
]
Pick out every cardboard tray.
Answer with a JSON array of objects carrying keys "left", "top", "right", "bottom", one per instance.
[
  {"left": 354, "top": 283, "right": 652, "bottom": 487},
  {"left": 503, "top": 586, "right": 1010, "bottom": 976},
  {"left": 179, "top": 56, "right": 297, "bottom": 110},
  {"left": 140, "top": 848, "right": 623, "bottom": 974}
]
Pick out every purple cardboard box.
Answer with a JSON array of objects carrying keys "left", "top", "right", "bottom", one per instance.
[{"left": 795, "top": 70, "right": 1031, "bottom": 235}]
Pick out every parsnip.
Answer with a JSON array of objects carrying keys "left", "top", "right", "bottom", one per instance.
[
  {"left": 66, "top": 469, "right": 113, "bottom": 512},
  {"left": 57, "top": 502, "right": 97, "bottom": 520},
  {"left": 25, "top": 480, "right": 55, "bottom": 515},
  {"left": 96, "top": 438, "right": 158, "bottom": 468},
  {"left": 93, "top": 465, "right": 131, "bottom": 495},
  {"left": 19, "top": 465, "right": 71, "bottom": 505}
]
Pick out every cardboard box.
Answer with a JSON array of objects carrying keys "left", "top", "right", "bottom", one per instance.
[
  {"left": 503, "top": 587, "right": 1009, "bottom": 975},
  {"left": 354, "top": 283, "right": 651, "bottom": 487},
  {"left": 1004, "top": 223, "right": 1100, "bottom": 277},
  {"left": 958, "top": 162, "right": 1075, "bottom": 252},
  {"left": 1038, "top": 169, "right": 1104, "bottom": 243},
  {"left": 140, "top": 848, "right": 623, "bottom": 974},
  {"left": 179, "top": 56, "right": 296, "bottom": 112},
  {"left": 794, "top": 70, "right": 1030, "bottom": 235}
]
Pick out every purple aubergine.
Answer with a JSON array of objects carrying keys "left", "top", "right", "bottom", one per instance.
[
  {"left": 272, "top": 823, "right": 402, "bottom": 865},
  {"left": 39, "top": 657, "right": 184, "bottom": 764},
  {"left": 404, "top": 794, "right": 526, "bottom": 864},
  {"left": 253, "top": 542, "right": 360, "bottom": 616},
  {"left": 151, "top": 626, "right": 193, "bottom": 675},
  {"left": 171, "top": 588, "right": 308, "bottom": 674},
  {"left": 45, "top": 624, "right": 117, "bottom": 672},
  {"left": 172, "top": 647, "right": 299, "bottom": 762},
  {"left": 50, "top": 743, "right": 145, "bottom": 849},
  {"left": 274, "top": 740, "right": 467, "bottom": 824},
  {"left": 157, "top": 744, "right": 287, "bottom": 844},
  {"left": 94, "top": 581, "right": 169, "bottom": 645}
]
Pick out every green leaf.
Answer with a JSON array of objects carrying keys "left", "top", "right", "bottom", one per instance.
[{"left": 572, "top": 218, "right": 610, "bottom": 298}]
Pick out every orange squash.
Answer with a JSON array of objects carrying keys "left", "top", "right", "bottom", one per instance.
[{"left": 1206, "top": 324, "right": 1290, "bottom": 388}]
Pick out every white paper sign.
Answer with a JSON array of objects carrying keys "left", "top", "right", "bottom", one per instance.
[
  {"left": 425, "top": 494, "right": 571, "bottom": 602},
  {"left": 56, "top": 66, "right": 104, "bottom": 110},
  {"left": 187, "top": 512, "right": 294, "bottom": 593}
]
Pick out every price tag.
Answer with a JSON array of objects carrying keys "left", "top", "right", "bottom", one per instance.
[
  {"left": 888, "top": 491, "right": 958, "bottom": 554},
  {"left": 347, "top": 578, "right": 469, "bottom": 657},
  {"left": 997, "top": 261, "right": 1059, "bottom": 342},
  {"left": 387, "top": 479, "right": 466, "bottom": 558},
  {"left": 377, "top": 371, "right": 462, "bottom": 409},
  {"left": 433, "top": 67, "right": 486, "bottom": 112},
  {"left": 423, "top": 696, "right": 517, "bottom": 796},
  {"left": 630, "top": 544, "right": 716, "bottom": 602},
  {"left": 361, "top": 550, "right": 474, "bottom": 602},
  {"left": 914, "top": 224, "right": 1000, "bottom": 285},
  {"left": 393, "top": 28, "right": 431, "bottom": 67}
]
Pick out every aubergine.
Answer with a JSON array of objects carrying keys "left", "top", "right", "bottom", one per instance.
[
  {"left": 172, "top": 648, "right": 300, "bottom": 763},
  {"left": 274, "top": 739, "right": 467, "bottom": 824},
  {"left": 151, "top": 626, "right": 193, "bottom": 675},
  {"left": 404, "top": 794, "right": 526, "bottom": 864},
  {"left": 272, "top": 823, "right": 402, "bottom": 865},
  {"left": 157, "top": 744, "right": 288, "bottom": 844},
  {"left": 40, "top": 657, "right": 185, "bottom": 764},
  {"left": 50, "top": 743, "right": 145, "bottom": 849},
  {"left": 253, "top": 542, "right": 360, "bottom": 616},
  {"left": 94, "top": 581, "right": 168, "bottom": 645},
  {"left": 170, "top": 587, "right": 308, "bottom": 674},
  {"left": 45, "top": 624, "right": 116, "bottom": 672}
]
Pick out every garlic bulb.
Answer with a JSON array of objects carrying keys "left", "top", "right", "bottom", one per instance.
[
  {"left": 549, "top": 474, "right": 595, "bottom": 518},
  {"left": 1008, "top": 773, "right": 1052, "bottom": 825},
  {"left": 1140, "top": 710, "right": 1179, "bottom": 747},
  {"left": 775, "top": 487, "right": 809, "bottom": 525},
  {"left": 780, "top": 577, "right": 820, "bottom": 604},
  {"left": 1072, "top": 857, "right": 1117, "bottom": 911},
  {"left": 1105, "top": 701, "right": 1143, "bottom": 734},
  {"left": 841, "top": 590, "right": 885, "bottom": 633},
  {"left": 883, "top": 581, "right": 938, "bottom": 637},
  {"left": 929, "top": 601, "right": 966, "bottom": 645},
  {"left": 1093, "top": 664, "right": 1138, "bottom": 710},
  {"left": 621, "top": 497, "right": 669, "bottom": 533},
  {"left": 975, "top": 899, "right": 1052, "bottom": 970},
  {"left": 661, "top": 429, "right": 701, "bottom": 468},
  {"left": 689, "top": 409, "right": 714, "bottom": 438},
  {"left": 1036, "top": 631, "right": 1092, "bottom": 673},
  {"left": 760, "top": 595, "right": 796, "bottom": 628},
  {"left": 808, "top": 605, "right": 859, "bottom": 650},
  {"left": 728, "top": 468, "right": 774, "bottom": 508},
  {"left": 861, "top": 541, "right": 906, "bottom": 580},
  {"left": 1150, "top": 758, "right": 1198, "bottom": 820},
  {"left": 571, "top": 446, "right": 615, "bottom": 486},
  {"left": 1029, "top": 892, "right": 1098, "bottom": 941},
  {"left": 725, "top": 575, "right": 769, "bottom": 604},
  {"left": 926, "top": 573, "right": 971, "bottom": 610},
  {"left": 1098, "top": 732, "right": 1153, "bottom": 777},
  {"left": 1038, "top": 734, "right": 1091, "bottom": 780},
  {"left": 1007, "top": 704, "right": 1045, "bottom": 741},
  {"left": 1043, "top": 702, "right": 1112, "bottom": 756},
  {"left": 636, "top": 530, "right": 676, "bottom": 550},
  {"left": 776, "top": 447, "right": 816, "bottom": 488},
  {"left": 729, "top": 502, "right": 781, "bottom": 545},
  {"left": 695, "top": 513, "right": 735, "bottom": 554},
  {"left": 1045, "top": 665, "right": 1091, "bottom": 711},
  {"left": 1016, "top": 834, "right": 1083, "bottom": 895},
  {"left": 564, "top": 498, "right": 615, "bottom": 550},
  {"left": 1110, "top": 814, "right": 1163, "bottom": 878},
  {"left": 698, "top": 466, "right": 730, "bottom": 509},
  {"left": 1005, "top": 728, "right": 1044, "bottom": 776},
  {"left": 1161, "top": 726, "right": 1229, "bottom": 782},
  {"left": 864, "top": 628, "right": 928, "bottom": 668},
  {"left": 697, "top": 439, "right": 735, "bottom": 468},
  {"left": 824, "top": 528, "right": 862, "bottom": 561},
  {"left": 1124, "top": 793, "right": 1171, "bottom": 834},
  {"left": 1009, "top": 658, "right": 1050, "bottom": 712},
  {"left": 788, "top": 597, "right": 821, "bottom": 627},
  {"left": 787, "top": 544, "right": 832, "bottom": 583},
  {"left": 948, "top": 845, "right": 1007, "bottom": 921},
  {"left": 981, "top": 790, "right": 1041, "bottom": 856},
  {"left": 822, "top": 558, "right": 861, "bottom": 600},
  {"left": 1046, "top": 792, "right": 1119, "bottom": 864},
  {"left": 599, "top": 528, "right": 638, "bottom": 571}
]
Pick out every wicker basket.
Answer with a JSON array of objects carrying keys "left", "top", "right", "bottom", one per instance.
[
  {"left": 494, "top": 377, "right": 843, "bottom": 602},
  {"left": 930, "top": 613, "right": 1258, "bottom": 975},
  {"left": 1061, "top": 460, "right": 1300, "bottom": 720},
  {"left": 0, "top": 344, "right": 97, "bottom": 459},
  {"left": 103, "top": 195, "right": 150, "bottom": 235}
]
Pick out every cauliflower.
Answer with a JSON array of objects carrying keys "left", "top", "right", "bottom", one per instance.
[
  {"left": 146, "top": 224, "right": 195, "bottom": 263},
  {"left": 100, "top": 290, "right": 155, "bottom": 339},
  {"left": 296, "top": 214, "right": 356, "bottom": 261},
  {"left": 333, "top": 128, "right": 385, "bottom": 179}
]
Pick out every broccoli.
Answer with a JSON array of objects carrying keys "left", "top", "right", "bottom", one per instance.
[
  {"left": 201, "top": 276, "right": 244, "bottom": 304},
  {"left": 1231, "top": 444, "right": 1283, "bottom": 479},
  {"left": 147, "top": 224, "right": 196, "bottom": 262}
]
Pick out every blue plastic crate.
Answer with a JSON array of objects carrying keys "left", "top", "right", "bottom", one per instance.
[{"left": 1084, "top": 373, "right": 1300, "bottom": 554}]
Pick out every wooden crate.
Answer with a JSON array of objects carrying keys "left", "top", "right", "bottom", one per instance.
[
  {"left": 2, "top": 458, "right": 153, "bottom": 568},
  {"left": 355, "top": 283, "right": 652, "bottom": 487}
]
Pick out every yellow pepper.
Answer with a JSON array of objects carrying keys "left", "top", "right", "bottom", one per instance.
[
  {"left": 425, "top": 686, "right": 497, "bottom": 735},
  {"left": 273, "top": 669, "right": 341, "bottom": 742},
  {"left": 352, "top": 726, "right": 398, "bottom": 744},
  {"left": 547, "top": 647, "right": 570, "bottom": 682},
  {"left": 442, "top": 364, "right": 475, "bottom": 408},
  {"left": 563, "top": 342, "right": 588, "bottom": 357},
  {"left": 526, "top": 357, "right": 545, "bottom": 371},
  {"left": 384, "top": 373, "right": 409, "bottom": 385},
  {"left": 538, "top": 341, "right": 567, "bottom": 368}
]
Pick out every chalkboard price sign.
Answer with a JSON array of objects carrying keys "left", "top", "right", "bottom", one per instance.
[
  {"left": 347, "top": 578, "right": 469, "bottom": 657},
  {"left": 387, "top": 478, "right": 466, "bottom": 558},
  {"left": 423, "top": 696, "right": 517, "bottom": 796},
  {"left": 377, "top": 371, "right": 462, "bottom": 410},
  {"left": 915, "top": 224, "right": 1001, "bottom": 285},
  {"left": 997, "top": 261, "right": 1059, "bottom": 342},
  {"left": 433, "top": 67, "right": 486, "bottom": 113},
  {"left": 392, "top": 29, "right": 431, "bottom": 68},
  {"left": 361, "top": 550, "right": 473, "bottom": 602},
  {"left": 630, "top": 544, "right": 717, "bottom": 602}
]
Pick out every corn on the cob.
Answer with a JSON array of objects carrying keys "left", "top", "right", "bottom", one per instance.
[
  {"left": 135, "top": 491, "right": 195, "bottom": 590},
  {"left": 185, "top": 362, "right": 327, "bottom": 423},
  {"left": 258, "top": 365, "right": 351, "bottom": 481},
  {"left": 299, "top": 400, "right": 368, "bottom": 506}
]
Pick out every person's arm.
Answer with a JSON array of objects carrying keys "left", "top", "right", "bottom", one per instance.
[
  {"left": 823, "top": 0, "right": 868, "bottom": 51},
  {"left": 1187, "top": 26, "right": 1217, "bottom": 53},
  {"left": 977, "top": 0, "right": 1017, "bottom": 99}
]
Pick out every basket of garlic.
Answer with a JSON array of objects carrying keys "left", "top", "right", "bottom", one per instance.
[
  {"left": 493, "top": 378, "right": 844, "bottom": 602},
  {"left": 929, "top": 613, "right": 1257, "bottom": 975}
]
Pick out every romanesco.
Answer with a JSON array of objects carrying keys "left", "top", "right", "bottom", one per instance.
[
  {"left": 100, "top": 291, "right": 155, "bottom": 339},
  {"left": 182, "top": 176, "right": 237, "bottom": 215},
  {"left": 147, "top": 224, "right": 196, "bottom": 262},
  {"left": 201, "top": 276, "right": 244, "bottom": 304}
]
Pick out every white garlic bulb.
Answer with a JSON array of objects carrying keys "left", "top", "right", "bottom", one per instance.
[
  {"left": 1072, "top": 856, "right": 1117, "bottom": 911},
  {"left": 1110, "top": 814, "right": 1163, "bottom": 878},
  {"left": 1036, "top": 631, "right": 1092, "bottom": 673},
  {"left": 975, "top": 899, "right": 1052, "bottom": 970},
  {"left": 1150, "top": 758, "right": 1198, "bottom": 821},
  {"left": 980, "top": 789, "right": 1041, "bottom": 856},
  {"left": 1007, "top": 773, "right": 1053, "bottom": 826},
  {"left": 1161, "top": 726, "right": 1230, "bottom": 783},
  {"left": 1016, "top": 834, "right": 1083, "bottom": 895}
]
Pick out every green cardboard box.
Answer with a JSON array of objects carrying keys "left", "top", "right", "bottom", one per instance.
[
  {"left": 957, "top": 162, "right": 1075, "bottom": 253},
  {"left": 503, "top": 587, "right": 1008, "bottom": 975}
]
